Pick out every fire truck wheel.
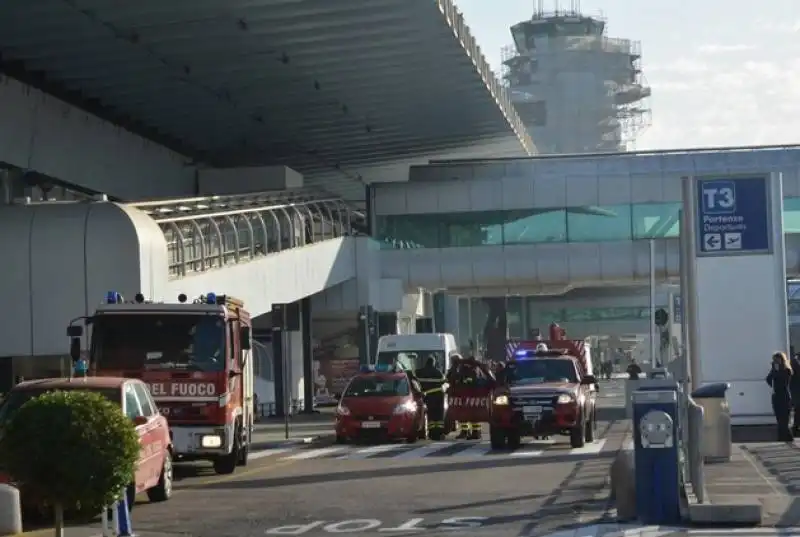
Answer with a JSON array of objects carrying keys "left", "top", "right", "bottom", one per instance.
[
  {"left": 147, "top": 451, "right": 173, "bottom": 502},
  {"left": 213, "top": 435, "right": 240, "bottom": 475},
  {"left": 506, "top": 430, "right": 521, "bottom": 450},
  {"left": 570, "top": 415, "right": 587, "bottom": 449},
  {"left": 237, "top": 426, "right": 250, "bottom": 467},
  {"left": 489, "top": 426, "right": 506, "bottom": 450}
]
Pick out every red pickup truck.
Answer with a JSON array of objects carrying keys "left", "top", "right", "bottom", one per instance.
[{"left": 489, "top": 338, "right": 598, "bottom": 450}]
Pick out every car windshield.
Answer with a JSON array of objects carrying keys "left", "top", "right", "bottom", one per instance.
[
  {"left": 344, "top": 377, "right": 410, "bottom": 397},
  {"left": 507, "top": 358, "right": 579, "bottom": 385},
  {"left": 92, "top": 313, "right": 226, "bottom": 372},
  {"left": 0, "top": 387, "right": 121, "bottom": 426},
  {"left": 376, "top": 351, "right": 445, "bottom": 373}
]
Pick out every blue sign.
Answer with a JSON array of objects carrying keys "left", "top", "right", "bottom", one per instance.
[{"left": 696, "top": 176, "right": 771, "bottom": 256}]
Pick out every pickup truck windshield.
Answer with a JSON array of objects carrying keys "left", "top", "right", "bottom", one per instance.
[
  {"left": 344, "top": 377, "right": 410, "bottom": 397},
  {"left": 0, "top": 388, "right": 121, "bottom": 426},
  {"left": 92, "top": 313, "right": 226, "bottom": 372},
  {"left": 508, "top": 358, "right": 579, "bottom": 385}
]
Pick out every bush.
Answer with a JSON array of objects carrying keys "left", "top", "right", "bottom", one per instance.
[{"left": 0, "top": 390, "right": 140, "bottom": 514}]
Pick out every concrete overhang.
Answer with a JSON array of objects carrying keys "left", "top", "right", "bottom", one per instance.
[{"left": 0, "top": 0, "right": 534, "bottom": 199}]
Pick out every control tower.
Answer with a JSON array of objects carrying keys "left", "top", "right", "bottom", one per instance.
[{"left": 501, "top": 1, "right": 651, "bottom": 154}]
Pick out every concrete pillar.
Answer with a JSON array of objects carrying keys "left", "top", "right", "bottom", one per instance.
[
  {"left": 197, "top": 165, "right": 303, "bottom": 195},
  {"left": 270, "top": 302, "right": 301, "bottom": 418},
  {"left": 442, "top": 294, "right": 460, "bottom": 334},
  {"left": 301, "top": 297, "right": 314, "bottom": 414}
]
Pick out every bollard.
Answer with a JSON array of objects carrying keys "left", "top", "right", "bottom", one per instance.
[
  {"left": 0, "top": 484, "right": 22, "bottom": 536},
  {"left": 610, "top": 445, "right": 637, "bottom": 521},
  {"left": 116, "top": 494, "right": 135, "bottom": 537},
  {"left": 687, "top": 397, "right": 706, "bottom": 503},
  {"left": 632, "top": 389, "right": 682, "bottom": 525}
]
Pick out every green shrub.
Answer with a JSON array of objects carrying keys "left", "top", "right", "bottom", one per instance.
[{"left": 0, "top": 390, "right": 140, "bottom": 514}]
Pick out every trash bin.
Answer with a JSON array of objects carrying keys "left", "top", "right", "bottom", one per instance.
[{"left": 690, "top": 382, "right": 732, "bottom": 462}]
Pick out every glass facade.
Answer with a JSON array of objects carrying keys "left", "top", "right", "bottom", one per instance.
[
  {"left": 377, "top": 198, "right": 800, "bottom": 248},
  {"left": 538, "top": 307, "right": 660, "bottom": 323}
]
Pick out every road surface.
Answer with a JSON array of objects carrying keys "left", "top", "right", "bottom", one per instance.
[{"left": 129, "top": 379, "right": 630, "bottom": 537}]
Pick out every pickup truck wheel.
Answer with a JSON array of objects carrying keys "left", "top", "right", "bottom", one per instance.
[
  {"left": 489, "top": 426, "right": 507, "bottom": 450},
  {"left": 507, "top": 430, "right": 522, "bottom": 450},
  {"left": 570, "top": 418, "right": 586, "bottom": 449},
  {"left": 585, "top": 410, "right": 596, "bottom": 443}
]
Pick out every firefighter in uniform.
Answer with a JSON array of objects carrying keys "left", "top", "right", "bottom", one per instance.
[
  {"left": 416, "top": 357, "right": 447, "bottom": 440},
  {"left": 450, "top": 355, "right": 483, "bottom": 440}
]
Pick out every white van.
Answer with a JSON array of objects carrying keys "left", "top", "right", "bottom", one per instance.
[{"left": 374, "top": 333, "right": 459, "bottom": 374}]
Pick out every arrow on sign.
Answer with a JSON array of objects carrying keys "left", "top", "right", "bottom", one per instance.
[{"left": 705, "top": 234, "right": 720, "bottom": 249}]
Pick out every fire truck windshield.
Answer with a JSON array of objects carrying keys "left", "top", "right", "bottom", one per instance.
[
  {"left": 508, "top": 358, "right": 579, "bottom": 385},
  {"left": 92, "top": 313, "right": 226, "bottom": 372}
]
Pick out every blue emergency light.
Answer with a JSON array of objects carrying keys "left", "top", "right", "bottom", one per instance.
[
  {"left": 374, "top": 363, "right": 394, "bottom": 373},
  {"left": 106, "top": 291, "right": 122, "bottom": 304},
  {"left": 206, "top": 292, "right": 217, "bottom": 304},
  {"left": 359, "top": 365, "right": 374, "bottom": 373}
]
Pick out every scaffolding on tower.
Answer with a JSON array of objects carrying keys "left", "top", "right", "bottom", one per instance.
[{"left": 500, "top": 0, "right": 651, "bottom": 153}]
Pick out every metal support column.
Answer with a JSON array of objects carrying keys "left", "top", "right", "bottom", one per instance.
[
  {"left": 271, "top": 304, "right": 286, "bottom": 418},
  {"left": 301, "top": 297, "right": 314, "bottom": 414}
]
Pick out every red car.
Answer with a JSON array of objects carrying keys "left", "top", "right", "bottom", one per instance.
[
  {"left": 335, "top": 367, "right": 427, "bottom": 443},
  {"left": 0, "top": 377, "right": 173, "bottom": 507}
]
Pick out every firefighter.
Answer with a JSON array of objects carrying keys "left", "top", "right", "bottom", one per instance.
[
  {"left": 454, "top": 355, "right": 483, "bottom": 440},
  {"left": 416, "top": 357, "right": 447, "bottom": 440}
]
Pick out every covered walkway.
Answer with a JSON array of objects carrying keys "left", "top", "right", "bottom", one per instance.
[{"left": 0, "top": 0, "right": 534, "bottom": 204}]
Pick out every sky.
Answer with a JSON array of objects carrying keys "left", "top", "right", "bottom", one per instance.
[{"left": 454, "top": 0, "right": 800, "bottom": 151}]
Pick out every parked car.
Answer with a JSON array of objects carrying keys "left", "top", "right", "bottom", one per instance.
[{"left": 0, "top": 377, "right": 173, "bottom": 509}]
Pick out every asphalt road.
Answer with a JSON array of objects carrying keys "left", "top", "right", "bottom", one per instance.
[{"left": 129, "top": 379, "right": 630, "bottom": 537}]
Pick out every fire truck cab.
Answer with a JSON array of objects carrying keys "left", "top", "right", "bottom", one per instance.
[{"left": 67, "top": 291, "right": 255, "bottom": 475}]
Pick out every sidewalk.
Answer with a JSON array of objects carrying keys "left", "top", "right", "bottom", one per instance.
[
  {"left": 693, "top": 426, "right": 796, "bottom": 526},
  {"left": 252, "top": 408, "right": 335, "bottom": 448},
  {"left": 18, "top": 526, "right": 177, "bottom": 537}
]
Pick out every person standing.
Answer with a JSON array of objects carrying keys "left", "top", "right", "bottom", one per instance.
[
  {"left": 790, "top": 352, "right": 800, "bottom": 435},
  {"left": 766, "top": 352, "right": 794, "bottom": 442}
]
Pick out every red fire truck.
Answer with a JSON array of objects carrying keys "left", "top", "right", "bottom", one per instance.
[{"left": 67, "top": 291, "right": 255, "bottom": 475}]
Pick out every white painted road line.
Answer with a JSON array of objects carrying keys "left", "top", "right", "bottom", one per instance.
[
  {"left": 283, "top": 447, "right": 345, "bottom": 460},
  {"left": 249, "top": 447, "right": 294, "bottom": 460},
  {"left": 393, "top": 442, "right": 452, "bottom": 460},
  {"left": 338, "top": 444, "right": 400, "bottom": 460}
]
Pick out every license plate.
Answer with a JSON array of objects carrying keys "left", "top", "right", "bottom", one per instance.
[
  {"left": 361, "top": 421, "right": 381, "bottom": 429},
  {"left": 523, "top": 405, "right": 543, "bottom": 414}
]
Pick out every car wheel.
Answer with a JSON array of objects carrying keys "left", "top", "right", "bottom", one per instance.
[{"left": 147, "top": 451, "right": 173, "bottom": 502}]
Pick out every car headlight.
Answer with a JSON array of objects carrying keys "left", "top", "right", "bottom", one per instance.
[
  {"left": 393, "top": 401, "right": 417, "bottom": 414},
  {"left": 336, "top": 404, "right": 351, "bottom": 416},
  {"left": 493, "top": 395, "right": 509, "bottom": 405},
  {"left": 556, "top": 394, "right": 575, "bottom": 404}
]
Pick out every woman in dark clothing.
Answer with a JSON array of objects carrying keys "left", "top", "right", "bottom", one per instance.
[{"left": 766, "top": 352, "right": 794, "bottom": 441}]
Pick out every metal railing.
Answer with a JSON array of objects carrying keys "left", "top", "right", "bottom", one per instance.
[{"left": 129, "top": 189, "right": 362, "bottom": 279}]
